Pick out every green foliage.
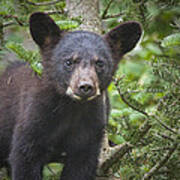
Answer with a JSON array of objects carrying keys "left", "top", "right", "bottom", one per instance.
[
  {"left": 162, "top": 33, "right": 180, "bottom": 47},
  {"left": 43, "top": 163, "right": 63, "bottom": 180},
  {"left": 6, "top": 42, "right": 42, "bottom": 75},
  {"left": 0, "top": 0, "right": 15, "bottom": 16},
  {"left": 104, "top": 0, "right": 180, "bottom": 179},
  {"left": 56, "top": 20, "right": 80, "bottom": 30},
  {"left": 0, "top": 0, "right": 80, "bottom": 71}
]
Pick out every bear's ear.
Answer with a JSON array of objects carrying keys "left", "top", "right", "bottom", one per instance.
[
  {"left": 104, "top": 22, "right": 142, "bottom": 62},
  {"left": 29, "top": 12, "right": 62, "bottom": 48}
]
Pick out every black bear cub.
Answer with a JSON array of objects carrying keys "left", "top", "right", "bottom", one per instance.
[{"left": 0, "top": 12, "right": 141, "bottom": 180}]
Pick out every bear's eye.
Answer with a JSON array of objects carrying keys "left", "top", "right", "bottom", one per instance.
[
  {"left": 64, "top": 59, "right": 73, "bottom": 69},
  {"left": 95, "top": 60, "right": 105, "bottom": 69}
]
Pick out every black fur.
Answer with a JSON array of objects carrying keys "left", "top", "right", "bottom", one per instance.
[{"left": 0, "top": 12, "right": 142, "bottom": 180}]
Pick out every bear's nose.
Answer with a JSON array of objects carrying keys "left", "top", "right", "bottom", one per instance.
[{"left": 78, "top": 83, "right": 94, "bottom": 97}]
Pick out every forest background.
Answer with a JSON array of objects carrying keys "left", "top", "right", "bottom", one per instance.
[{"left": 0, "top": 0, "right": 180, "bottom": 180}]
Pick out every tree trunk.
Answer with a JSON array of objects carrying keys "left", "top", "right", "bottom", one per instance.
[
  {"left": 66, "top": 1, "right": 118, "bottom": 180},
  {"left": 66, "top": 0, "right": 102, "bottom": 33}
]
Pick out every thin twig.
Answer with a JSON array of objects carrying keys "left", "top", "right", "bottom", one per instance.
[
  {"left": 114, "top": 77, "right": 177, "bottom": 135},
  {"left": 154, "top": 116, "right": 177, "bottom": 134},
  {"left": 44, "top": 10, "right": 65, "bottom": 15},
  {"left": 114, "top": 77, "right": 149, "bottom": 117},
  {"left": 152, "top": 147, "right": 173, "bottom": 151},
  {"left": 101, "top": 0, "right": 114, "bottom": 19},
  {"left": 0, "top": 14, "right": 24, "bottom": 26},
  {"left": 1, "top": 10, "right": 66, "bottom": 29},
  {"left": 26, "top": 0, "right": 62, "bottom": 6},
  {"left": 1, "top": 22, "right": 16, "bottom": 28},
  {"left": 157, "top": 133, "right": 175, "bottom": 142},
  {"left": 142, "top": 143, "right": 178, "bottom": 180},
  {"left": 46, "top": 165, "right": 57, "bottom": 176},
  {"left": 102, "top": 13, "right": 123, "bottom": 19},
  {"left": 0, "top": 14, "right": 18, "bottom": 19}
]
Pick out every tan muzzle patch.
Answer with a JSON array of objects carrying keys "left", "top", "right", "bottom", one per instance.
[{"left": 66, "top": 65, "right": 100, "bottom": 101}]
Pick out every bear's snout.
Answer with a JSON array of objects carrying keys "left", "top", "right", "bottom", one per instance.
[
  {"left": 78, "top": 81, "right": 95, "bottom": 98},
  {"left": 66, "top": 64, "right": 100, "bottom": 101}
]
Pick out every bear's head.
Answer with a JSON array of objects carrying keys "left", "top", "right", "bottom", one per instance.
[{"left": 29, "top": 12, "right": 142, "bottom": 101}]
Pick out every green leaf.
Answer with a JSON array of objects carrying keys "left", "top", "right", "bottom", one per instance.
[
  {"left": 43, "top": 163, "right": 63, "bottom": 180},
  {"left": 161, "top": 33, "right": 180, "bottom": 47},
  {"left": 56, "top": 20, "right": 79, "bottom": 30},
  {"left": 109, "top": 134, "right": 126, "bottom": 144},
  {"left": 129, "top": 113, "right": 145, "bottom": 126},
  {"left": 111, "top": 108, "right": 132, "bottom": 118}
]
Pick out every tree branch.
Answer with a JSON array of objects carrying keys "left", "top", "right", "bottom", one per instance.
[
  {"left": 142, "top": 143, "right": 178, "bottom": 180},
  {"left": 0, "top": 10, "right": 66, "bottom": 29},
  {"left": 101, "top": 0, "right": 114, "bottom": 19},
  {"left": 44, "top": 10, "right": 65, "bottom": 15},
  {"left": 154, "top": 116, "right": 177, "bottom": 134},
  {"left": 95, "top": 77, "right": 152, "bottom": 177},
  {"left": 98, "top": 120, "right": 151, "bottom": 176},
  {"left": 102, "top": 13, "right": 123, "bottom": 19},
  {"left": 114, "top": 77, "right": 149, "bottom": 117},
  {"left": 26, "top": 0, "right": 62, "bottom": 6},
  {"left": 0, "top": 14, "right": 25, "bottom": 28},
  {"left": 156, "top": 133, "right": 175, "bottom": 142},
  {"left": 99, "top": 143, "right": 132, "bottom": 175},
  {"left": 2, "top": 22, "right": 17, "bottom": 28}
]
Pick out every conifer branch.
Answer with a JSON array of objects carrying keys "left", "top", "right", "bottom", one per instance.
[
  {"left": 154, "top": 116, "right": 177, "bottom": 134},
  {"left": 142, "top": 143, "right": 178, "bottom": 180},
  {"left": 98, "top": 120, "right": 151, "bottom": 176},
  {"left": 99, "top": 143, "right": 132, "bottom": 175},
  {"left": 157, "top": 133, "right": 175, "bottom": 142}
]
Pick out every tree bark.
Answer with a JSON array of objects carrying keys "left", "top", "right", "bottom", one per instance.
[{"left": 66, "top": 0, "right": 102, "bottom": 33}]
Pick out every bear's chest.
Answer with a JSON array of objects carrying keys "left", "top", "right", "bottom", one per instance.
[{"left": 49, "top": 107, "right": 97, "bottom": 145}]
